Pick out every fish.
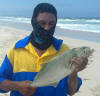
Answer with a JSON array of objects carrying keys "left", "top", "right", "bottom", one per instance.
[{"left": 31, "top": 46, "right": 94, "bottom": 87}]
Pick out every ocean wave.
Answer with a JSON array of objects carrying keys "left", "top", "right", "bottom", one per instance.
[
  {"left": 58, "top": 18, "right": 77, "bottom": 22},
  {"left": 0, "top": 16, "right": 100, "bottom": 33},
  {"left": 0, "top": 16, "right": 31, "bottom": 24},
  {"left": 58, "top": 18, "right": 100, "bottom": 25},
  {"left": 57, "top": 23, "right": 100, "bottom": 33},
  {"left": 86, "top": 19, "right": 100, "bottom": 23}
]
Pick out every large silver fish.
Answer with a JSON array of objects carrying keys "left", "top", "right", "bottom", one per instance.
[{"left": 31, "top": 46, "right": 94, "bottom": 87}]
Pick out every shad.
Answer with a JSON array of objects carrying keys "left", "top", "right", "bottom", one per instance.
[{"left": 31, "top": 46, "right": 94, "bottom": 87}]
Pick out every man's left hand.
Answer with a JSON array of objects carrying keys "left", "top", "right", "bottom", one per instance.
[{"left": 71, "top": 57, "right": 88, "bottom": 73}]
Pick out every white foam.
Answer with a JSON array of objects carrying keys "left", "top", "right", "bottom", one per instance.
[{"left": 0, "top": 16, "right": 100, "bottom": 34}]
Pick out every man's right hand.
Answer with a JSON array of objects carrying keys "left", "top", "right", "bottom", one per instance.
[{"left": 16, "top": 80, "right": 37, "bottom": 96}]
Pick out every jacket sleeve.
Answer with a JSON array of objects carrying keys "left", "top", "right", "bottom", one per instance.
[
  {"left": 0, "top": 46, "right": 14, "bottom": 93},
  {"left": 76, "top": 77, "right": 82, "bottom": 91}
]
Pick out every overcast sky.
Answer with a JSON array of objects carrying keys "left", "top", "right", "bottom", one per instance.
[{"left": 0, "top": 0, "right": 100, "bottom": 18}]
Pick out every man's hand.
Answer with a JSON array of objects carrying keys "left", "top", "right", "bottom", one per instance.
[
  {"left": 68, "top": 57, "right": 88, "bottom": 95},
  {"left": 71, "top": 57, "right": 88, "bottom": 73},
  {"left": 16, "top": 80, "right": 37, "bottom": 96}
]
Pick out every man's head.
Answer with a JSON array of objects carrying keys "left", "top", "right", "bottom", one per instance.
[
  {"left": 30, "top": 3, "right": 57, "bottom": 50},
  {"left": 31, "top": 3, "right": 57, "bottom": 30}
]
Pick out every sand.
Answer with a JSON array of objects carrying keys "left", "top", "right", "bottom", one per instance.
[{"left": 0, "top": 26, "right": 100, "bottom": 96}]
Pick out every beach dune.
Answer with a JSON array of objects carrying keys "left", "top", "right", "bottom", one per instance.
[{"left": 0, "top": 26, "right": 100, "bottom": 96}]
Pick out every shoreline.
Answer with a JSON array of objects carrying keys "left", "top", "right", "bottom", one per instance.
[{"left": 0, "top": 26, "right": 100, "bottom": 96}]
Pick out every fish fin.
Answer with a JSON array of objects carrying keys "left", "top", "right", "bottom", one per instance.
[{"left": 49, "top": 82, "right": 59, "bottom": 88}]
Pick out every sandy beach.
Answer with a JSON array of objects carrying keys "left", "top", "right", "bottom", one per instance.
[{"left": 0, "top": 26, "right": 100, "bottom": 96}]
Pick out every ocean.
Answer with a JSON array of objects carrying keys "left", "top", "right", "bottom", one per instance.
[
  {"left": 0, "top": 16, "right": 100, "bottom": 33},
  {"left": 0, "top": 16, "right": 100, "bottom": 42},
  {"left": 57, "top": 18, "right": 100, "bottom": 34}
]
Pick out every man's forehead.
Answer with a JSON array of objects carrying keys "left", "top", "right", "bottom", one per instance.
[{"left": 37, "top": 12, "right": 56, "bottom": 21}]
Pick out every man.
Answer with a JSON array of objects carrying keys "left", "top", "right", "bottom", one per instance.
[{"left": 0, "top": 3, "right": 87, "bottom": 96}]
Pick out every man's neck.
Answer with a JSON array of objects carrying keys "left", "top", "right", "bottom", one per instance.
[{"left": 34, "top": 47, "right": 46, "bottom": 57}]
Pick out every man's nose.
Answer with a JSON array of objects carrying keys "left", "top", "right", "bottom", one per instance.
[{"left": 44, "top": 24, "right": 50, "bottom": 30}]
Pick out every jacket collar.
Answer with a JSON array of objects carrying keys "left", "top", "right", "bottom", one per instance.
[{"left": 14, "top": 35, "right": 63, "bottom": 51}]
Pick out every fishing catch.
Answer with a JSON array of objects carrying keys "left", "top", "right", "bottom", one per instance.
[{"left": 31, "top": 46, "right": 94, "bottom": 87}]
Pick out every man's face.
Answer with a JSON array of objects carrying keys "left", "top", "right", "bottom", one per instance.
[{"left": 36, "top": 12, "right": 56, "bottom": 31}]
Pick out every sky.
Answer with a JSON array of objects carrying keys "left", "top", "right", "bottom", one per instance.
[{"left": 0, "top": 0, "right": 100, "bottom": 18}]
